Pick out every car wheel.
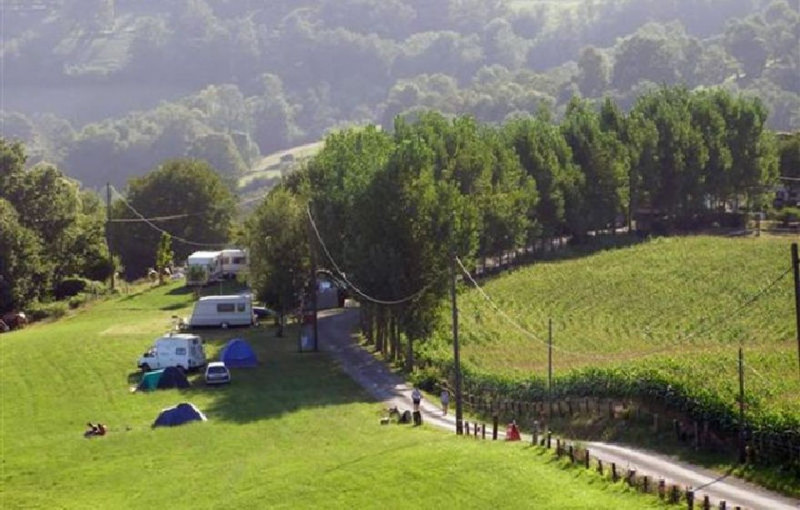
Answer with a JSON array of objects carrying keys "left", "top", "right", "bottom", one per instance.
[{"left": 221, "top": 322, "right": 229, "bottom": 329}]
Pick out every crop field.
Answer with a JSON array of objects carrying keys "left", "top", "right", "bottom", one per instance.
[
  {"left": 429, "top": 235, "right": 800, "bottom": 425},
  {"left": 0, "top": 283, "right": 665, "bottom": 509}
]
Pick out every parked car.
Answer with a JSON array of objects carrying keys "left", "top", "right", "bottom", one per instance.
[
  {"left": 204, "top": 361, "right": 231, "bottom": 385},
  {"left": 252, "top": 306, "right": 277, "bottom": 319}
]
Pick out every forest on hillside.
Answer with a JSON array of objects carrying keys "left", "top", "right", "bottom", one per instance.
[{"left": 1, "top": 0, "right": 798, "bottom": 189}]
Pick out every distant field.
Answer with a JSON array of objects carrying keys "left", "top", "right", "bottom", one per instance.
[
  {"left": 430, "top": 235, "right": 800, "bottom": 421},
  {"left": 238, "top": 141, "right": 324, "bottom": 188},
  {"left": 0, "top": 282, "right": 663, "bottom": 509}
]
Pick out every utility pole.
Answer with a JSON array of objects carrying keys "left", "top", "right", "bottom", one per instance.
[
  {"left": 548, "top": 318, "right": 553, "bottom": 421},
  {"left": 792, "top": 243, "right": 800, "bottom": 379},
  {"left": 105, "top": 182, "right": 115, "bottom": 291},
  {"left": 451, "top": 253, "right": 464, "bottom": 435},
  {"left": 738, "top": 347, "right": 746, "bottom": 464},
  {"left": 307, "top": 210, "right": 319, "bottom": 352}
]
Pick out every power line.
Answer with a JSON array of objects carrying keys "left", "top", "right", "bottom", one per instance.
[
  {"left": 306, "top": 205, "right": 437, "bottom": 305},
  {"left": 109, "top": 185, "right": 230, "bottom": 248},
  {"left": 108, "top": 213, "right": 194, "bottom": 223}
]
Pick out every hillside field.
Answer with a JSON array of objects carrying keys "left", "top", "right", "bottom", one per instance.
[
  {"left": 0, "top": 283, "right": 665, "bottom": 509},
  {"left": 429, "top": 235, "right": 800, "bottom": 422}
]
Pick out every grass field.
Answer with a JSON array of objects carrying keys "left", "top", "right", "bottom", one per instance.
[
  {"left": 1, "top": 283, "right": 666, "bottom": 509},
  {"left": 238, "top": 141, "right": 324, "bottom": 188},
  {"left": 430, "top": 235, "right": 800, "bottom": 421}
]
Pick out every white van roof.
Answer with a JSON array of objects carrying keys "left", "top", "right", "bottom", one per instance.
[
  {"left": 197, "top": 294, "right": 251, "bottom": 302},
  {"left": 188, "top": 251, "right": 222, "bottom": 262}
]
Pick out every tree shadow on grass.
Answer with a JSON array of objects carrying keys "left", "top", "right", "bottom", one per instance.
[{"left": 197, "top": 319, "right": 371, "bottom": 424}]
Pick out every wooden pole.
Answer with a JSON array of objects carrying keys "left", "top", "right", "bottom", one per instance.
[
  {"left": 451, "top": 254, "right": 464, "bottom": 435},
  {"left": 548, "top": 318, "right": 553, "bottom": 420},
  {"left": 738, "top": 346, "right": 746, "bottom": 464},
  {"left": 792, "top": 243, "right": 800, "bottom": 379}
]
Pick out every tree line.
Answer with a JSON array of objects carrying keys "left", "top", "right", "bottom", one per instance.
[
  {"left": 245, "top": 86, "right": 780, "bottom": 366},
  {"left": 1, "top": 0, "right": 797, "bottom": 191},
  {"left": 0, "top": 86, "right": 789, "bottom": 333}
]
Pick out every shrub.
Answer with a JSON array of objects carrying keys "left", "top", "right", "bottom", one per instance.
[
  {"left": 55, "top": 277, "right": 89, "bottom": 300},
  {"left": 777, "top": 207, "right": 800, "bottom": 226},
  {"left": 26, "top": 301, "right": 68, "bottom": 321}
]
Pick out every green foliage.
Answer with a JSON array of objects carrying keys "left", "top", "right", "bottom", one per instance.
[
  {"left": 776, "top": 207, "right": 800, "bottom": 225},
  {"left": 109, "top": 159, "right": 235, "bottom": 279},
  {"left": 55, "top": 277, "right": 90, "bottom": 300},
  {"left": 155, "top": 233, "right": 173, "bottom": 275},
  {"left": 422, "top": 235, "right": 800, "bottom": 467},
  {"left": 26, "top": 300, "right": 69, "bottom": 321}
]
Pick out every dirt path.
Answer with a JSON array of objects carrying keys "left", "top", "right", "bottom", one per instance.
[{"left": 318, "top": 308, "right": 799, "bottom": 510}]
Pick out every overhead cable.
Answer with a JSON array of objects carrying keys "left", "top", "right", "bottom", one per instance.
[
  {"left": 306, "top": 205, "right": 437, "bottom": 305},
  {"left": 109, "top": 185, "right": 229, "bottom": 248}
]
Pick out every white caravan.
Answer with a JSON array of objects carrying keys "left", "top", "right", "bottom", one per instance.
[
  {"left": 182, "top": 294, "right": 255, "bottom": 329},
  {"left": 185, "top": 251, "right": 223, "bottom": 286},
  {"left": 220, "top": 249, "right": 248, "bottom": 279},
  {"left": 137, "top": 333, "right": 207, "bottom": 372}
]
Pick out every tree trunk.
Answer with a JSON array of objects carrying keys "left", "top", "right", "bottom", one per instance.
[
  {"left": 390, "top": 312, "right": 399, "bottom": 362},
  {"left": 405, "top": 335, "right": 414, "bottom": 372},
  {"left": 376, "top": 306, "right": 385, "bottom": 355},
  {"left": 277, "top": 306, "right": 285, "bottom": 337}
]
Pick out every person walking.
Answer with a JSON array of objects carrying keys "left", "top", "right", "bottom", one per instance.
[
  {"left": 440, "top": 387, "right": 450, "bottom": 415},
  {"left": 411, "top": 387, "right": 422, "bottom": 412}
]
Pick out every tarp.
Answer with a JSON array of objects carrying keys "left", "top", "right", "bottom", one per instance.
[
  {"left": 152, "top": 402, "right": 207, "bottom": 428},
  {"left": 219, "top": 338, "right": 258, "bottom": 367},
  {"left": 138, "top": 370, "right": 165, "bottom": 391},
  {"left": 156, "top": 366, "right": 190, "bottom": 389},
  {"left": 137, "top": 367, "right": 190, "bottom": 392}
]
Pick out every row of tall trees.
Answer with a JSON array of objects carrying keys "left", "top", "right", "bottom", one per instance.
[{"left": 244, "top": 86, "right": 779, "bottom": 365}]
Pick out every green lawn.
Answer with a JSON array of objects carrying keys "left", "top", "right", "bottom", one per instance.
[{"left": 1, "top": 283, "right": 666, "bottom": 509}]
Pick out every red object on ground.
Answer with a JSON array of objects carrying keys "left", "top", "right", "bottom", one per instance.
[{"left": 506, "top": 423, "right": 521, "bottom": 441}]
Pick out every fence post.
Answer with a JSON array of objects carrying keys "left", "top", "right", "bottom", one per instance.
[
  {"left": 556, "top": 438, "right": 562, "bottom": 456},
  {"left": 492, "top": 415, "right": 498, "bottom": 440},
  {"left": 702, "top": 494, "right": 710, "bottom": 510},
  {"left": 569, "top": 444, "right": 574, "bottom": 463},
  {"left": 687, "top": 489, "right": 694, "bottom": 509},
  {"left": 465, "top": 422, "right": 470, "bottom": 435},
  {"left": 474, "top": 422, "right": 479, "bottom": 437},
  {"left": 547, "top": 431, "right": 552, "bottom": 449},
  {"left": 597, "top": 459, "right": 603, "bottom": 475},
  {"left": 627, "top": 469, "right": 636, "bottom": 487},
  {"left": 719, "top": 501, "right": 726, "bottom": 510},
  {"left": 531, "top": 420, "right": 539, "bottom": 446},
  {"left": 643, "top": 476, "right": 649, "bottom": 493},
  {"left": 482, "top": 424, "right": 486, "bottom": 440},
  {"left": 584, "top": 449, "right": 590, "bottom": 469},
  {"left": 658, "top": 479, "right": 666, "bottom": 499},
  {"left": 611, "top": 462, "right": 618, "bottom": 481},
  {"left": 670, "top": 485, "right": 680, "bottom": 504}
]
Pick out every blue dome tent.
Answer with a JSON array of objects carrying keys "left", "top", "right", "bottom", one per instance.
[
  {"left": 219, "top": 338, "right": 258, "bottom": 368},
  {"left": 152, "top": 402, "right": 207, "bottom": 428}
]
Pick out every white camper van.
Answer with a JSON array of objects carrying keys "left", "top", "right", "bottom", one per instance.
[
  {"left": 220, "top": 249, "right": 248, "bottom": 279},
  {"left": 182, "top": 294, "right": 255, "bottom": 329},
  {"left": 137, "top": 333, "right": 207, "bottom": 372},
  {"left": 185, "top": 251, "right": 223, "bottom": 286}
]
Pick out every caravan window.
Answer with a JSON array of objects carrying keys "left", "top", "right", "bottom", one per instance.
[
  {"left": 176, "top": 347, "right": 187, "bottom": 355},
  {"left": 217, "top": 303, "right": 235, "bottom": 313},
  {"left": 237, "top": 303, "right": 245, "bottom": 312},
  {"left": 233, "top": 256, "right": 246, "bottom": 264}
]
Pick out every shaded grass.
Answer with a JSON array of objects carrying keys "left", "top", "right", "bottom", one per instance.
[{"left": 1, "top": 282, "right": 667, "bottom": 509}]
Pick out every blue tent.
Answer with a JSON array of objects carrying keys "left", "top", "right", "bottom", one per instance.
[
  {"left": 152, "top": 402, "right": 207, "bottom": 428},
  {"left": 219, "top": 338, "right": 258, "bottom": 367}
]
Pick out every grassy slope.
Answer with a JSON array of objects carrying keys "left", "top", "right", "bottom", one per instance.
[
  {"left": 1, "top": 283, "right": 665, "bottom": 509},
  {"left": 238, "top": 141, "right": 324, "bottom": 188},
  {"left": 443, "top": 235, "right": 799, "bottom": 418}
]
